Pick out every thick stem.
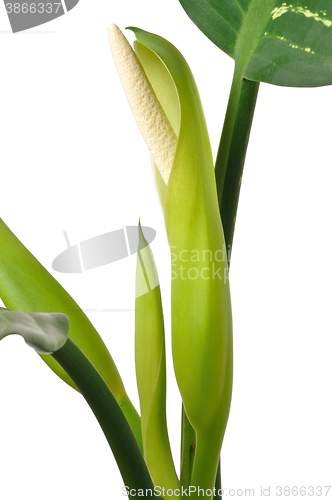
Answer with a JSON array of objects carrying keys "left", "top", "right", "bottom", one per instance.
[
  {"left": 190, "top": 330, "right": 232, "bottom": 500},
  {"left": 215, "top": 68, "right": 259, "bottom": 260},
  {"left": 189, "top": 431, "right": 222, "bottom": 500},
  {"left": 180, "top": 410, "right": 222, "bottom": 498},
  {"left": 52, "top": 339, "right": 160, "bottom": 498}
]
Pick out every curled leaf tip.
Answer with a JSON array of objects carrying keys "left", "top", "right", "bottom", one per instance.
[
  {"left": 0, "top": 308, "right": 69, "bottom": 354},
  {"left": 108, "top": 24, "right": 177, "bottom": 184}
]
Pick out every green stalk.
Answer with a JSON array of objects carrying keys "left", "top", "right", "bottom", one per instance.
[
  {"left": 181, "top": 411, "right": 222, "bottom": 498},
  {"left": 189, "top": 430, "right": 222, "bottom": 500},
  {"left": 212, "top": 68, "right": 258, "bottom": 499},
  {"left": 215, "top": 67, "right": 259, "bottom": 259},
  {"left": 180, "top": 407, "right": 196, "bottom": 489},
  {"left": 190, "top": 326, "right": 232, "bottom": 500},
  {"left": 52, "top": 339, "right": 160, "bottom": 498},
  {"left": 213, "top": 465, "right": 222, "bottom": 500}
]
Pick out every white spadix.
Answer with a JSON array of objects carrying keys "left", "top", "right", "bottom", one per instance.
[{"left": 108, "top": 24, "right": 177, "bottom": 184}]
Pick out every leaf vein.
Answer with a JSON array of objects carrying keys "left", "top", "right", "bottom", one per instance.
[
  {"left": 198, "top": 0, "right": 241, "bottom": 36},
  {"left": 233, "top": 0, "right": 246, "bottom": 15}
]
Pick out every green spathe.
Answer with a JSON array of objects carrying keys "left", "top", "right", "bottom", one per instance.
[
  {"left": 131, "top": 28, "right": 233, "bottom": 497},
  {"left": 178, "top": 0, "right": 332, "bottom": 87}
]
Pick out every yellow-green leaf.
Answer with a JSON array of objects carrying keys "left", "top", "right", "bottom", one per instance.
[
  {"left": 0, "top": 219, "right": 142, "bottom": 448},
  {"left": 135, "top": 223, "right": 179, "bottom": 494}
]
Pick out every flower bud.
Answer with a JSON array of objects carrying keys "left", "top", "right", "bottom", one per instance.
[{"left": 109, "top": 27, "right": 233, "bottom": 498}]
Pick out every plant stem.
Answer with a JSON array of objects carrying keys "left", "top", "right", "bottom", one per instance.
[
  {"left": 213, "top": 463, "right": 222, "bottom": 499},
  {"left": 180, "top": 411, "right": 222, "bottom": 498},
  {"left": 215, "top": 67, "right": 259, "bottom": 260},
  {"left": 52, "top": 338, "right": 160, "bottom": 498},
  {"left": 189, "top": 430, "right": 222, "bottom": 500},
  {"left": 211, "top": 68, "right": 258, "bottom": 500},
  {"left": 180, "top": 407, "right": 196, "bottom": 489}
]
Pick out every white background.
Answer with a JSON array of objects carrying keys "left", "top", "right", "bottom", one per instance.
[{"left": 0, "top": 1, "right": 331, "bottom": 499}]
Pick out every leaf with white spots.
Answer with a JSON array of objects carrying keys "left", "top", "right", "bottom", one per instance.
[{"left": 178, "top": 0, "right": 332, "bottom": 87}]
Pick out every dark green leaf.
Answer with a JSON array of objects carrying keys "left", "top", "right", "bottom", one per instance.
[{"left": 178, "top": 0, "right": 332, "bottom": 86}]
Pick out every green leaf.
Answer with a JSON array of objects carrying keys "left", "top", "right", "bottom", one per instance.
[
  {"left": 178, "top": 0, "right": 332, "bottom": 86},
  {"left": 135, "top": 223, "right": 179, "bottom": 493},
  {"left": 0, "top": 219, "right": 142, "bottom": 448},
  {"left": 130, "top": 28, "right": 233, "bottom": 495},
  {"left": 0, "top": 308, "right": 69, "bottom": 354}
]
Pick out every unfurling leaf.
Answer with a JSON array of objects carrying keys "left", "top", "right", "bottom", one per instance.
[{"left": 135, "top": 223, "right": 179, "bottom": 494}]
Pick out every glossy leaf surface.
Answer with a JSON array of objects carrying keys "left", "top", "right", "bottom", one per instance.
[
  {"left": 178, "top": 0, "right": 332, "bottom": 86},
  {"left": 0, "top": 308, "right": 69, "bottom": 354}
]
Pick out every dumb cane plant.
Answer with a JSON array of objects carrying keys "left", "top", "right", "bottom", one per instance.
[{"left": 0, "top": 1, "right": 331, "bottom": 498}]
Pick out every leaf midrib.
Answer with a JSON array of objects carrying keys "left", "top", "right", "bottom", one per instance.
[{"left": 235, "top": 0, "right": 275, "bottom": 75}]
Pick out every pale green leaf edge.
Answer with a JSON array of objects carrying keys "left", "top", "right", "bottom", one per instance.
[{"left": 0, "top": 308, "right": 69, "bottom": 354}]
